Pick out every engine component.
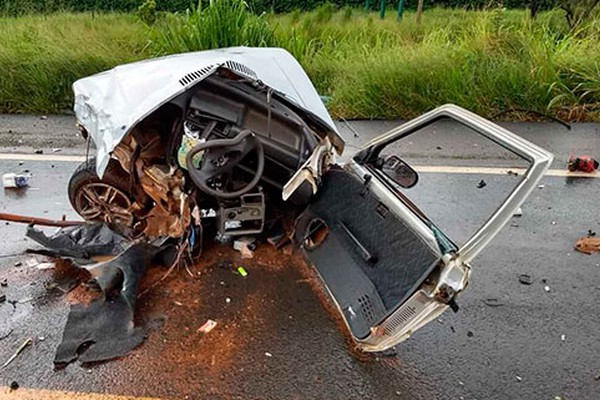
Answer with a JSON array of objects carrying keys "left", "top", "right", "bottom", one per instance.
[{"left": 217, "top": 191, "right": 265, "bottom": 236}]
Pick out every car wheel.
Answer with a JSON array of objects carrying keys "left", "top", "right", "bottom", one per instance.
[{"left": 68, "top": 158, "right": 134, "bottom": 228}]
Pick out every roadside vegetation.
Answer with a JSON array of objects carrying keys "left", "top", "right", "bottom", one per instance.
[{"left": 0, "top": 1, "right": 599, "bottom": 121}]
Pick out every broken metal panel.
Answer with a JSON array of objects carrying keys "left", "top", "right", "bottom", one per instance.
[{"left": 73, "top": 47, "right": 341, "bottom": 177}]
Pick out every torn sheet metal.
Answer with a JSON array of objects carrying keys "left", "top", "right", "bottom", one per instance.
[
  {"left": 73, "top": 47, "right": 339, "bottom": 177},
  {"left": 55, "top": 242, "right": 169, "bottom": 365},
  {"left": 26, "top": 223, "right": 128, "bottom": 264}
]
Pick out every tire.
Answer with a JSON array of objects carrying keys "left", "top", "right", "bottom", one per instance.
[{"left": 68, "top": 158, "right": 134, "bottom": 227}]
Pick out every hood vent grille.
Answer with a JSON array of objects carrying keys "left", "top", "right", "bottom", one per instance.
[
  {"left": 179, "top": 65, "right": 217, "bottom": 86},
  {"left": 224, "top": 61, "right": 257, "bottom": 79}
]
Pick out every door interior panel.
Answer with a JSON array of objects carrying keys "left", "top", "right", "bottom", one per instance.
[{"left": 297, "top": 168, "right": 440, "bottom": 339}]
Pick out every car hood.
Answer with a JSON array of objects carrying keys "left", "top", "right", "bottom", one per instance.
[{"left": 73, "top": 47, "right": 339, "bottom": 177}]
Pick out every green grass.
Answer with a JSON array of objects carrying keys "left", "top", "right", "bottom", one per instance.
[{"left": 1, "top": 4, "right": 599, "bottom": 121}]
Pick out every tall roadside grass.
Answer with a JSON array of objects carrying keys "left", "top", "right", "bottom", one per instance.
[
  {"left": 0, "top": 13, "right": 150, "bottom": 113},
  {"left": 152, "top": 0, "right": 275, "bottom": 54},
  {"left": 272, "top": 7, "right": 600, "bottom": 120},
  {"left": 0, "top": 3, "right": 599, "bottom": 121}
]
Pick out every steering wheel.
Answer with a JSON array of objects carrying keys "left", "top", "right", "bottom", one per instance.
[{"left": 186, "top": 130, "right": 265, "bottom": 199}]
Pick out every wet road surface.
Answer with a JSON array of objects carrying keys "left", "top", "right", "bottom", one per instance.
[{"left": 1, "top": 120, "right": 600, "bottom": 400}]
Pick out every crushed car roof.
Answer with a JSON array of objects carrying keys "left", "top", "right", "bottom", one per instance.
[{"left": 73, "top": 47, "right": 338, "bottom": 176}]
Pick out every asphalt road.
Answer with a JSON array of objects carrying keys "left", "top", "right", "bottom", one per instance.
[{"left": 0, "top": 116, "right": 599, "bottom": 400}]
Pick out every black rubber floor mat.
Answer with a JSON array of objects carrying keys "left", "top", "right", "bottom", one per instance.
[
  {"left": 55, "top": 296, "right": 145, "bottom": 365},
  {"left": 54, "top": 242, "right": 167, "bottom": 365},
  {"left": 26, "top": 223, "right": 128, "bottom": 265}
]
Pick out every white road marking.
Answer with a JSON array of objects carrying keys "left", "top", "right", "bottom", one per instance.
[
  {"left": 0, "top": 153, "right": 597, "bottom": 178},
  {"left": 0, "top": 153, "right": 85, "bottom": 162},
  {"left": 0, "top": 386, "right": 164, "bottom": 400}
]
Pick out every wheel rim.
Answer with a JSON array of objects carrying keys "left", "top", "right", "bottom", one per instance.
[{"left": 74, "top": 182, "right": 133, "bottom": 227}]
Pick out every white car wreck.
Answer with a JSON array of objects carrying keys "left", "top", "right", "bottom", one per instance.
[{"left": 67, "top": 47, "right": 553, "bottom": 353}]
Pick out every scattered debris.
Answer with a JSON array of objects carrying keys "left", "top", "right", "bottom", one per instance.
[
  {"left": 265, "top": 352, "right": 273, "bottom": 357},
  {"left": 2, "top": 337, "right": 32, "bottom": 368},
  {"left": 513, "top": 207, "right": 523, "bottom": 217},
  {"left": 0, "top": 278, "right": 7, "bottom": 287},
  {"left": 18, "top": 297, "right": 34, "bottom": 304},
  {"left": 507, "top": 170, "right": 519, "bottom": 176},
  {"left": 518, "top": 274, "right": 533, "bottom": 285},
  {"left": 35, "top": 262, "right": 55, "bottom": 270},
  {"left": 174, "top": 301, "right": 184, "bottom": 307},
  {"left": 0, "top": 294, "right": 6, "bottom": 304},
  {"left": 233, "top": 236, "right": 257, "bottom": 259},
  {"left": 588, "top": 230, "right": 597, "bottom": 237},
  {"left": 24, "top": 258, "right": 40, "bottom": 268},
  {"left": 575, "top": 237, "right": 600, "bottom": 255},
  {"left": 483, "top": 298, "right": 504, "bottom": 307},
  {"left": 568, "top": 155, "right": 598, "bottom": 173},
  {"left": 237, "top": 266, "right": 248, "bottom": 277},
  {"left": 266, "top": 219, "right": 289, "bottom": 249},
  {"left": 477, "top": 179, "right": 487, "bottom": 189},
  {"left": 198, "top": 319, "right": 217, "bottom": 334},
  {"left": 2, "top": 172, "right": 31, "bottom": 189}
]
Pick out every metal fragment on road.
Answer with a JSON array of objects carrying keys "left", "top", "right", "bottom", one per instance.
[
  {"left": 518, "top": 274, "right": 533, "bottom": 285},
  {"left": 2, "top": 337, "right": 32, "bottom": 368},
  {"left": 482, "top": 298, "right": 504, "bottom": 307}
]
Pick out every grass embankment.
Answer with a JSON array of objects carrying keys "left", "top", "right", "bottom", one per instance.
[{"left": 1, "top": 6, "right": 599, "bottom": 120}]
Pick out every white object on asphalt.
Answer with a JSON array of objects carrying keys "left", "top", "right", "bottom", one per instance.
[
  {"left": 2, "top": 172, "right": 31, "bottom": 188},
  {"left": 197, "top": 319, "right": 217, "bottom": 334},
  {"left": 36, "top": 262, "right": 55, "bottom": 270}
]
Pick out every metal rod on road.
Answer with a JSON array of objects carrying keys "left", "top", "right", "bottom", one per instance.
[{"left": 0, "top": 212, "right": 84, "bottom": 227}]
